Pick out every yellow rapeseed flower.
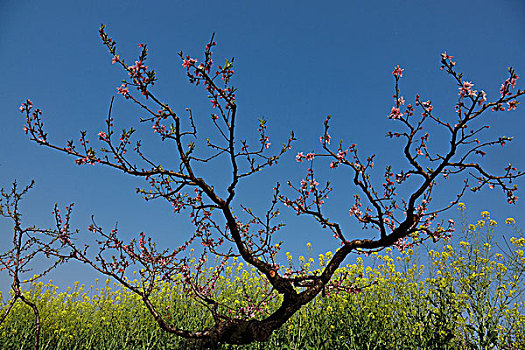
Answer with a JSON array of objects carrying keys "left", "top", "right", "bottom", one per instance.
[
  {"left": 506, "top": 218, "right": 516, "bottom": 225},
  {"left": 510, "top": 237, "right": 525, "bottom": 247}
]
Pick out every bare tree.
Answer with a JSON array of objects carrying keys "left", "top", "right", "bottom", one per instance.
[
  {"left": 0, "top": 181, "right": 71, "bottom": 350},
  {"left": 19, "top": 24, "right": 524, "bottom": 346}
]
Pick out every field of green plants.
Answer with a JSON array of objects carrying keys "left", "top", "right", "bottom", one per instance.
[{"left": 1, "top": 208, "right": 524, "bottom": 350}]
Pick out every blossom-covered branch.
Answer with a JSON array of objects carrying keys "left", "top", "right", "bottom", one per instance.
[
  {"left": 286, "top": 52, "right": 523, "bottom": 263},
  {"left": 0, "top": 181, "right": 72, "bottom": 350}
]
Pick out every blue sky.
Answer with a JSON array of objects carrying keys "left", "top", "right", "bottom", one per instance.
[{"left": 1, "top": 0, "right": 524, "bottom": 295}]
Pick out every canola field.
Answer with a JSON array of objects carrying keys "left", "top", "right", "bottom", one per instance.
[{"left": 1, "top": 210, "right": 524, "bottom": 350}]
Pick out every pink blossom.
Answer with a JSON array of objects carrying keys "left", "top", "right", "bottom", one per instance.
[
  {"left": 306, "top": 153, "right": 315, "bottom": 161},
  {"left": 128, "top": 61, "right": 148, "bottom": 79},
  {"left": 500, "top": 83, "right": 507, "bottom": 96},
  {"left": 98, "top": 131, "right": 107, "bottom": 140},
  {"left": 336, "top": 150, "right": 347, "bottom": 161},
  {"left": 459, "top": 81, "right": 477, "bottom": 98},
  {"left": 507, "top": 100, "right": 518, "bottom": 111},
  {"left": 296, "top": 152, "right": 304, "bottom": 162},
  {"left": 117, "top": 84, "right": 129, "bottom": 97},
  {"left": 182, "top": 58, "right": 197, "bottom": 68},
  {"left": 478, "top": 90, "right": 487, "bottom": 105},
  {"left": 349, "top": 204, "right": 362, "bottom": 217},
  {"left": 389, "top": 107, "right": 403, "bottom": 119},
  {"left": 320, "top": 133, "right": 331, "bottom": 144},
  {"left": 397, "top": 96, "right": 405, "bottom": 105},
  {"left": 19, "top": 100, "right": 32, "bottom": 112},
  {"left": 392, "top": 65, "right": 404, "bottom": 77},
  {"left": 500, "top": 81, "right": 512, "bottom": 97},
  {"left": 112, "top": 55, "right": 119, "bottom": 64}
]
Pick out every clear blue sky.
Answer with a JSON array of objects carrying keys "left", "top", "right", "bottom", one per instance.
[{"left": 1, "top": 1, "right": 524, "bottom": 295}]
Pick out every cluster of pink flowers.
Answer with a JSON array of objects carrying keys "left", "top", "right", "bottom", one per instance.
[
  {"left": 459, "top": 81, "right": 477, "bottom": 98},
  {"left": 129, "top": 60, "right": 148, "bottom": 78},
  {"left": 74, "top": 155, "right": 94, "bottom": 165},
  {"left": 393, "top": 237, "right": 413, "bottom": 251},
  {"left": 336, "top": 150, "right": 347, "bottom": 162},
  {"left": 98, "top": 131, "right": 108, "bottom": 141},
  {"left": 299, "top": 178, "right": 319, "bottom": 193},
  {"left": 421, "top": 100, "right": 433, "bottom": 112},
  {"left": 507, "top": 100, "right": 518, "bottom": 111},
  {"left": 348, "top": 195, "right": 362, "bottom": 217},
  {"left": 117, "top": 84, "right": 129, "bottom": 98},
  {"left": 19, "top": 99, "right": 33, "bottom": 113},
  {"left": 19, "top": 99, "right": 47, "bottom": 142},
  {"left": 392, "top": 65, "right": 404, "bottom": 77},
  {"left": 99, "top": 25, "right": 157, "bottom": 102},
  {"left": 439, "top": 52, "right": 455, "bottom": 70},
  {"left": 382, "top": 170, "right": 396, "bottom": 198},
  {"left": 53, "top": 204, "right": 75, "bottom": 247},
  {"left": 478, "top": 90, "right": 487, "bottom": 105},
  {"left": 500, "top": 74, "right": 519, "bottom": 97},
  {"left": 182, "top": 56, "right": 197, "bottom": 68},
  {"left": 295, "top": 152, "right": 315, "bottom": 162},
  {"left": 389, "top": 106, "right": 403, "bottom": 119},
  {"left": 319, "top": 133, "right": 331, "bottom": 144},
  {"left": 179, "top": 39, "right": 238, "bottom": 116}
]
